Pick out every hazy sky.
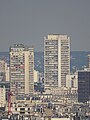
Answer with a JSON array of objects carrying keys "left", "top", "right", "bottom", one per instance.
[{"left": 0, "top": 0, "right": 90, "bottom": 52}]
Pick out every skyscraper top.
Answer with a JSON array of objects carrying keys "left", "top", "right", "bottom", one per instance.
[
  {"left": 10, "top": 44, "right": 34, "bottom": 52},
  {"left": 45, "top": 34, "right": 70, "bottom": 40}
]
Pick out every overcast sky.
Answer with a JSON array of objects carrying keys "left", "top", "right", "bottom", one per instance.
[{"left": 0, "top": 0, "right": 90, "bottom": 52}]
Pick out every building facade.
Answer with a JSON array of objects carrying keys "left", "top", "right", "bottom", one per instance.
[
  {"left": 44, "top": 34, "right": 70, "bottom": 88},
  {"left": 0, "top": 86, "right": 6, "bottom": 107},
  {"left": 78, "top": 70, "right": 90, "bottom": 103},
  {"left": 10, "top": 44, "right": 34, "bottom": 96},
  {"left": 34, "top": 70, "right": 39, "bottom": 83},
  {"left": 0, "top": 59, "right": 9, "bottom": 81},
  {"left": 45, "top": 87, "right": 78, "bottom": 104},
  {"left": 66, "top": 72, "right": 78, "bottom": 88}
]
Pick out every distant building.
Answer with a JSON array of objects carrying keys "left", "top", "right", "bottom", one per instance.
[
  {"left": 34, "top": 71, "right": 44, "bottom": 83},
  {"left": 6, "top": 65, "right": 10, "bottom": 81},
  {"left": 45, "top": 87, "right": 78, "bottom": 104},
  {"left": 66, "top": 72, "right": 78, "bottom": 88},
  {"left": 0, "top": 59, "right": 10, "bottom": 81},
  {"left": 34, "top": 70, "right": 39, "bottom": 83},
  {"left": 10, "top": 44, "right": 34, "bottom": 96},
  {"left": 78, "top": 69, "right": 90, "bottom": 103},
  {"left": 44, "top": 34, "right": 70, "bottom": 88},
  {"left": 0, "top": 81, "right": 10, "bottom": 100},
  {"left": 51, "top": 118, "right": 70, "bottom": 120},
  {"left": 38, "top": 72, "right": 44, "bottom": 83},
  {"left": 0, "top": 87, "right": 6, "bottom": 107},
  {"left": 88, "top": 54, "right": 90, "bottom": 68}
]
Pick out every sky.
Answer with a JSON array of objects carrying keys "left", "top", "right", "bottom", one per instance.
[{"left": 0, "top": 0, "right": 90, "bottom": 52}]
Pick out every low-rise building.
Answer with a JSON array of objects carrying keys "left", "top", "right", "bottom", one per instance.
[{"left": 49, "top": 87, "right": 78, "bottom": 103}]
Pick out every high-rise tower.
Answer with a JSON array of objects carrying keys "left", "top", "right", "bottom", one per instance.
[
  {"left": 10, "top": 44, "right": 34, "bottom": 96},
  {"left": 44, "top": 34, "right": 70, "bottom": 88},
  {"left": 78, "top": 70, "right": 90, "bottom": 103}
]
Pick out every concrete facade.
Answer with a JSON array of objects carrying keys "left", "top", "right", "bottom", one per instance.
[
  {"left": 34, "top": 70, "right": 39, "bottom": 83},
  {"left": 10, "top": 44, "right": 34, "bottom": 96},
  {"left": 0, "top": 87, "right": 6, "bottom": 107},
  {"left": 44, "top": 34, "right": 70, "bottom": 88},
  {"left": 66, "top": 72, "right": 78, "bottom": 88},
  {"left": 0, "top": 59, "right": 10, "bottom": 81}
]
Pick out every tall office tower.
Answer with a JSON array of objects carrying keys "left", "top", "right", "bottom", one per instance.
[
  {"left": 10, "top": 44, "right": 34, "bottom": 96},
  {"left": 44, "top": 34, "right": 70, "bottom": 88},
  {"left": 78, "top": 70, "right": 90, "bottom": 103}
]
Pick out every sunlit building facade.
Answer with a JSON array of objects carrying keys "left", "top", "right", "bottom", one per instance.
[
  {"left": 44, "top": 34, "right": 70, "bottom": 88},
  {"left": 10, "top": 44, "right": 34, "bottom": 96},
  {"left": 66, "top": 72, "right": 78, "bottom": 88}
]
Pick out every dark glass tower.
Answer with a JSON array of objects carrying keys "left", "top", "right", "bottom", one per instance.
[{"left": 78, "top": 70, "right": 90, "bottom": 103}]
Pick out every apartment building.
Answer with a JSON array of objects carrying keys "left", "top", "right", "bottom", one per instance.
[
  {"left": 10, "top": 44, "right": 34, "bottom": 96},
  {"left": 44, "top": 34, "right": 70, "bottom": 88}
]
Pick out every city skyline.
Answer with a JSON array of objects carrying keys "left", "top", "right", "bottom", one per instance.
[{"left": 0, "top": 0, "right": 90, "bottom": 52}]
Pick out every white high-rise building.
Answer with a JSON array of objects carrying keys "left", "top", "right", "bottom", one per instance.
[
  {"left": 44, "top": 34, "right": 70, "bottom": 88},
  {"left": 10, "top": 44, "right": 34, "bottom": 96}
]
